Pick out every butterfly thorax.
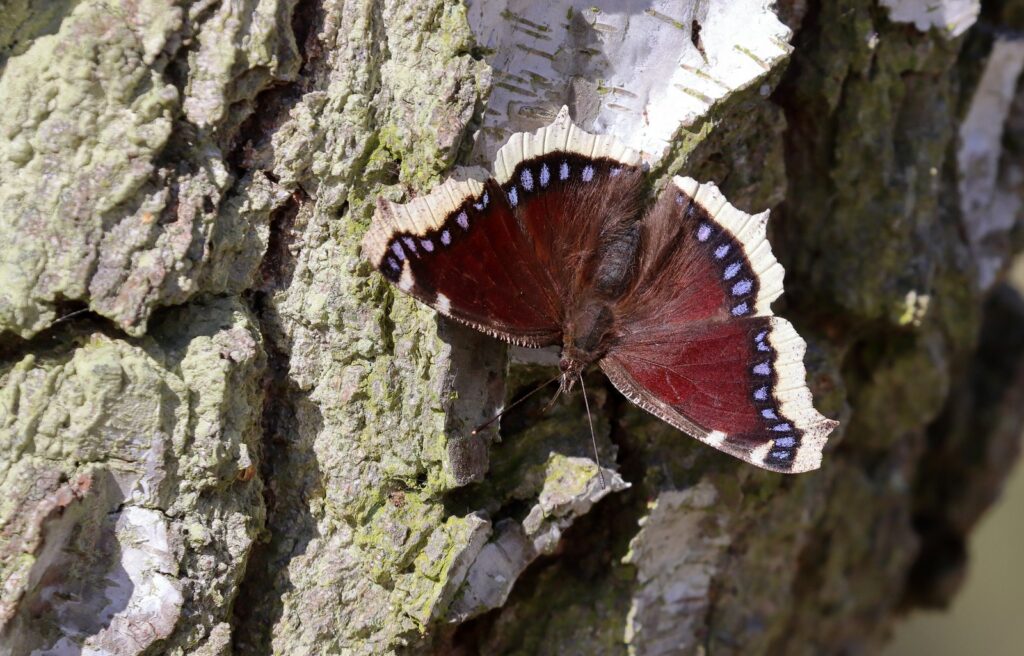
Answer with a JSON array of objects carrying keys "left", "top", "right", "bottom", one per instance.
[
  {"left": 557, "top": 220, "right": 643, "bottom": 389},
  {"left": 559, "top": 298, "right": 616, "bottom": 391}
]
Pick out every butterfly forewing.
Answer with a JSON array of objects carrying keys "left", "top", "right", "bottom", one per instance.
[
  {"left": 502, "top": 153, "right": 646, "bottom": 305},
  {"left": 364, "top": 177, "right": 563, "bottom": 346},
  {"left": 362, "top": 107, "right": 647, "bottom": 347}
]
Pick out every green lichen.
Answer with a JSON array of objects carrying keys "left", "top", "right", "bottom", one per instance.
[
  {"left": 0, "top": 0, "right": 297, "bottom": 338},
  {"left": 400, "top": 513, "right": 489, "bottom": 627},
  {"left": 183, "top": 0, "right": 300, "bottom": 129},
  {"left": 0, "top": 0, "right": 79, "bottom": 67},
  {"left": 540, "top": 454, "right": 599, "bottom": 499},
  {"left": 229, "top": 1, "right": 498, "bottom": 652},
  {"left": 0, "top": 0, "right": 183, "bottom": 337},
  {"left": 353, "top": 492, "right": 445, "bottom": 585},
  {"left": 0, "top": 297, "right": 266, "bottom": 653}
]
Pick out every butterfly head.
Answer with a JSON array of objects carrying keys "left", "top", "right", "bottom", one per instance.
[{"left": 558, "top": 355, "right": 584, "bottom": 394}]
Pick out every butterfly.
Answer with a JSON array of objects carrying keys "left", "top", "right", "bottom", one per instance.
[{"left": 362, "top": 107, "right": 838, "bottom": 473}]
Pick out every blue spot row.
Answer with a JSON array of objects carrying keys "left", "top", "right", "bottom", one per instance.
[
  {"left": 685, "top": 204, "right": 754, "bottom": 317},
  {"left": 506, "top": 158, "right": 606, "bottom": 210},
  {"left": 748, "top": 326, "right": 800, "bottom": 466},
  {"left": 382, "top": 184, "right": 493, "bottom": 278}
]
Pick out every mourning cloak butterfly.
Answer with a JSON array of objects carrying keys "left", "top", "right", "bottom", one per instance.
[{"left": 362, "top": 107, "right": 838, "bottom": 473}]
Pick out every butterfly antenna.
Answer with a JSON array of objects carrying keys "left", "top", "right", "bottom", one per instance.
[
  {"left": 471, "top": 372, "right": 562, "bottom": 435},
  {"left": 50, "top": 308, "right": 89, "bottom": 327},
  {"left": 542, "top": 381, "right": 565, "bottom": 414},
  {"left": 578, "top": 373, "right": 606, "bottom": 489}
]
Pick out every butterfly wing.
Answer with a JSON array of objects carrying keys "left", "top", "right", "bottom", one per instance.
[
  {"left": 604, "top": 177, "right": 837, "bottom": 472},
  {"left": 489, "top": 108, "right": 647, "bottom": 306},
  {"left": 363, "top": 107, "right": 646, "bottom": 347},
  {"left": 364, "top": 176, "right": 563, "bottom": 346}
]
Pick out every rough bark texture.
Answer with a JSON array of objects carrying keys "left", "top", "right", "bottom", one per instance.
[{"left": 1, "top": 1, "right": 1023, "bottom": 655}]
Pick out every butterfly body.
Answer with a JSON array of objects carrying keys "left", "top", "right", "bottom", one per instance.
[
  {"left": 560, "top": 238, "right": 641, "bottom": 376},
  {"left": 363, "top": 108, "right": 838, "bottom": 473}
]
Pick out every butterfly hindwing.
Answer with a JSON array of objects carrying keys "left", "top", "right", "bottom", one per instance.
[
  {"left": 615, "top": 176, "right": 785, "bottom": 333},
  {"left": 603, "top": 316, "right": 835, "bottom": 472}
]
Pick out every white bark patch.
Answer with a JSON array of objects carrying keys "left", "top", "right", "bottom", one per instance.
[
  {"left": 465, "top": 0, "right": 792, "bottom": 163},
  {"left": 958, "top": 39, "right": 1024, "bottom": 289},
  {"left": 76, "top": 507, "right": 183, "bottom": 656},
  {"left": 22, "top": 503, "right": 184, "bottom": 656},
  {"left": 622, "top": 481, "right": 731, "bottom": 655},
  {"left": 448, "top": 456, "right": 628, "bottom": 621},
  {"left": 879, "top": 0, "right": 979, "bottom": 38}
]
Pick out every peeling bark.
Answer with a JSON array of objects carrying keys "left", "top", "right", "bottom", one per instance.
[{"left": 1, "top": 1, "right": 1023, "bottom": 655}]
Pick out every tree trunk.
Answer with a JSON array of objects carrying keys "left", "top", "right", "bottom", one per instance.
[{"left": 2, "top": 1, "right": 1023, "bottom": 654}]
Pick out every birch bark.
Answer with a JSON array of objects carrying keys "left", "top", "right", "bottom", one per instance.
[{"left": 1, "top": 1, "right": 1022, "bottom": 655}]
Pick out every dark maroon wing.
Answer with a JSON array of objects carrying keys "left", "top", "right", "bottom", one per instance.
[
  {"left": 363, "top": 176, "right": 563, "bottom": 346},
  {"left": 362, "top": 106, "right": 646, "bottom": 347},
  {"left": 490, "top": 116, "right": 647, "bottom": 306},
  {"left": 604, "top": 177, "right": 837, "bottom": 472}
]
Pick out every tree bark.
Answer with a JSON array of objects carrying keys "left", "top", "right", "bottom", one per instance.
[{"left": 1, "top": 1, "right": 1023, "bottom": 655}]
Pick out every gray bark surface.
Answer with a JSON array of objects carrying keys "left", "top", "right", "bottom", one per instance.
[{"left": 1, "top": 1, "right": 1023, "bottom": 655}]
